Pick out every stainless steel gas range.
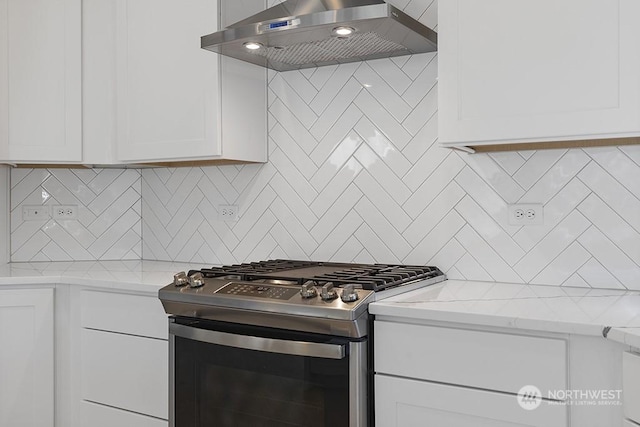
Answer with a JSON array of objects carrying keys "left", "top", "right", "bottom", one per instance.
[{"left": 159, "top": 260, "right": 446, "bottom": 427}]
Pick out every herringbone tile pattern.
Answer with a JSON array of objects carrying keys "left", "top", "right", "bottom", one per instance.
[
  {"left": 10, "top": 0, "right": 640, "bottom": 290},
  {"left": 141, "top": 0, "right": 640, "bottom": 290},
  {"left": 10, "top": 169, "right": 142, "bottom": 261}
]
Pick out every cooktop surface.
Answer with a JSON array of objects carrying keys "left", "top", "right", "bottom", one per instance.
[{"left": 192, "top": 259, "right": 444, "bottom": 292}]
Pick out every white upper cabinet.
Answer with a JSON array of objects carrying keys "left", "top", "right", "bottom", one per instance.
[
  {"left": 0, "top": 0, "right": 82, "bottom": 163},
  {"left": 115, "top": 0, "right": 267, "bottom": 164},
  {"left": 82, "top": 0, "right": 119, "bottom": 165},
  {"left": 1, "top": 0, "right": 266, "bottom": 165},
  {"left": 438, "top": 0, "right": 640, "bottom": 150}
]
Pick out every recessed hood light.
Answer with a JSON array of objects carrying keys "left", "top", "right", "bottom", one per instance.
[
  {"left": 243, "top": 42, "right": 263, "bottom": 50},
  {"left": 332, "top": 26, "right": 355, "bottom": 36},
  {"left": 201, "top": 0, "right": 437, "bottom": 72}
]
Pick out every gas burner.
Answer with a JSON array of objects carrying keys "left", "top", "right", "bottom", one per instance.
[{"left": 193, "top": 260, "right": 444, "bottom": 291}]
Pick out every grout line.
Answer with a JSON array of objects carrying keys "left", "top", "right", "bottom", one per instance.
[{"left": 453, "top": 225, "right": 522, "bottom": 283}]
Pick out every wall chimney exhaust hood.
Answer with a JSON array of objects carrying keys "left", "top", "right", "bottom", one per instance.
[{"left": 201, "top": 0, "right": 437, "bottom": 72}]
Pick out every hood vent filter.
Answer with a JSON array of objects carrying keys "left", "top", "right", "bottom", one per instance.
[{"left": 253, "top": 32, "right": 406, "bottom": 66}]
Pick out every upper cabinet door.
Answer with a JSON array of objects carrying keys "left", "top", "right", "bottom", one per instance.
[
  {"left": 116, "top": 0, "right": 220, "bottom": 162},
  {"left": 0, "top": 0, "right": 82, "bottom": 162},
  {"left": 439, "top": 0, "right": 640, "bottom": 149}
]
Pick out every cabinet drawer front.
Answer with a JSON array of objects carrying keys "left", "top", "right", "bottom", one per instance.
[
  {"left": 81, "top": 329, "right": 168, "bottom": 419},
  {"left": 623, "top": 351, "right": 640, "bottom": 423},
  {"left": 375, "top": 321, "right": 566, "bottom": 395},
  {"left": 376, "top": 375, "right": 567, "bottom": 427},
  {"left": 81, "top": 290, "right": 167, "bottom": 339},
  {"left": 81, "top": 401, "right": 167, "bottom": 427}
]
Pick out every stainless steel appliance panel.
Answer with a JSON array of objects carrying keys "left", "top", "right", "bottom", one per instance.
[{"left": 169, "top": 317, "right": 368, "bottom": 427}]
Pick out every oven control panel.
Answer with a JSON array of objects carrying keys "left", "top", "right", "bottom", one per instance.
[{"left": 215, "top": 282, "right": 299, "bottom": 300}]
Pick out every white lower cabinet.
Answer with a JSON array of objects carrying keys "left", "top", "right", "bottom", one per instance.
[
  {"left": 81, "top": 329, "right": 168, "bottom": 419},
  {"left": 376, "top": 375, "right": 567, "bottom": 427},
  {"left": 374, "top": 320, "right": 569, "bottom": 427},
  {"left": 0, "top": 288, "right": 54, "bottom": 427},
  {"left": 375, "top": 321, "right": 567, "bottom": 395},
  {"left": 75, "top": 289, "right": 169, "bottom": 427},
  {"left": 80, "top": 289, "right": 168, "bottom": 339}
]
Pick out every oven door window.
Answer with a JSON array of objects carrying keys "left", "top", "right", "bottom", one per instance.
[{"left": 173, "top": 325, "right": 352, "bottom": 427}]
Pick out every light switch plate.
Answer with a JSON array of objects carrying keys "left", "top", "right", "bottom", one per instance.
[{"left": 22, "top": 205, "right": 50, "bottom": 221}]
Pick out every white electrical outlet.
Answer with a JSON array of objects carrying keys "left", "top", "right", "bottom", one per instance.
[
  {"left": 508, "top": 204, "right": 544, "bottom": 225},
  {"left": 22, "top": 205, "right": 50, "bottom": 221},
  {"left": 218, "top": 204, "right": 239, "bottom": 221},
  {"left": 52, "top": 205, "right": 78, "bottom": 220}
]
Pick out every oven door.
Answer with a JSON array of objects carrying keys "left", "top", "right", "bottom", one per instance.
[{"left": 169, "top": 317, "right": 368, "bottom": 427}]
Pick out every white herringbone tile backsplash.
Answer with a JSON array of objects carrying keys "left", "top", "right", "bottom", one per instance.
[
  {"left": 141, "top": 0, "right": 640, "bottom": 290},
  {"left": 10, "top": 168, "right": 142, "bottom": 261},
  {"left": 9, "top": 0, "right": 640, "bottom": 290}
]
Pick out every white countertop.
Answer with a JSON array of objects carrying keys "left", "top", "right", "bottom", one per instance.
[
  {"left": 0, "top": 260, "right": 209, "bottom": 293},
  {"left": 370, "top": 279, "right": 640, "bottom": 348},
  {"left": 3, "top": 263, "right": 640, "bottom": 348}
]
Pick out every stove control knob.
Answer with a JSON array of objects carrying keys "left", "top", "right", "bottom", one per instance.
[
  {"left": 173, "top": 271, "right": 189, "bottom": 287},
  {"left": 340, "top": 284, "right": 359, "bottom": 303},
  {"left": 300, "top": 281, "right": 318, "bottom": 299},
  {"left": 188, "top": 272, "right": 205, "bottom": 288},
  {"left": 321, "top": 283, "right": 338, "bottom": 301}
]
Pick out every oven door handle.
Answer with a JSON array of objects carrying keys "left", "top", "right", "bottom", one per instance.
[{"left": 170, "top": 323, "right": 346, "bottom": 359}]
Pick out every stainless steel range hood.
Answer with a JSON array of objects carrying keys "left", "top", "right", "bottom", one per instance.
[{"left": 201, "top": 0, "right": 437, "bottom": 72}]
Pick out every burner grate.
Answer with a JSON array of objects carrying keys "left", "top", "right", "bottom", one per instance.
[
  {"left": 196, "top": 260, "right": 318, "bottom": 280},
  {"left": 193, "top": 260, "right": 444, "bottom": 292},
  {"left": 311, "top": 265, "right": 443, "bottom": 291}
]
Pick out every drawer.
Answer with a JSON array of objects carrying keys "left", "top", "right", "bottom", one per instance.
[
  {"left": 624, "top": 351, "right": 640, "bottom": 423},
  {"left": 375, "top": 374, "right": 568, "bottom": 427},
  {"left": 81, "top": 290, "right": 167, "bottom": 339},
  {"left": 80, "top": 400, "right": 167, "bottom": 427},
  {"left": 375, "top": 320, "right": 567, "bottom": 395},
  {"left": 81, "top": 328, "right": 168, "bottom": 419}
]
